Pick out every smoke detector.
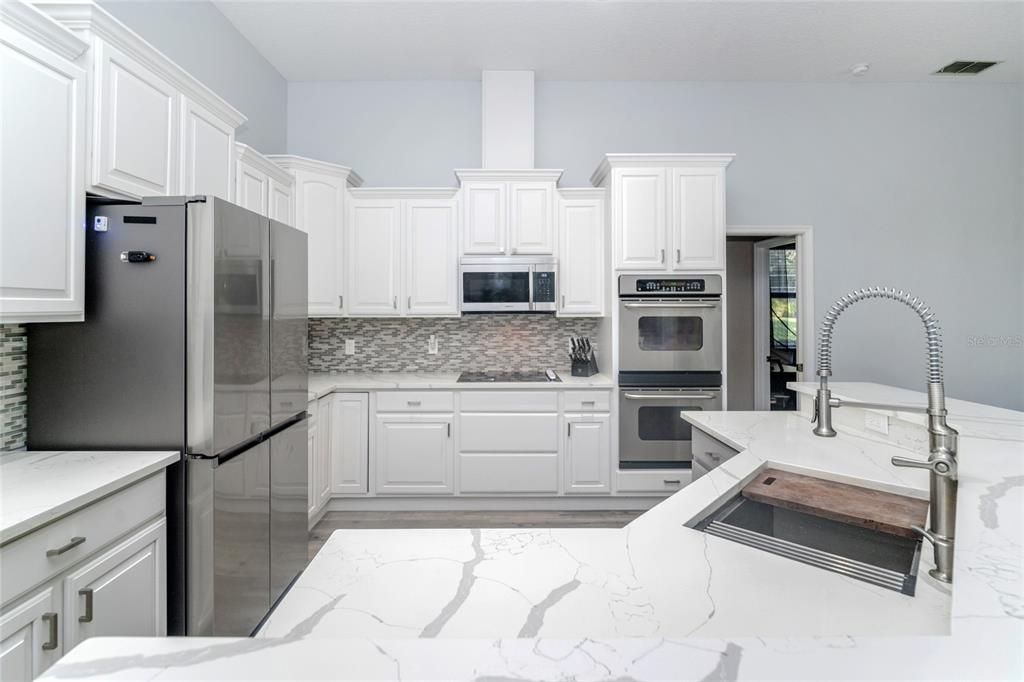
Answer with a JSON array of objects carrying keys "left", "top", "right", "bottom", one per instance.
[
  {"left": 934, "top": 60, "right": 1001, "bottom": 75},
  {"left": 850, "top": 63, "right": 870, "bottom": 77}
]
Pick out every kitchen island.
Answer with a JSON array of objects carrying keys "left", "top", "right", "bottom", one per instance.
[{"left": 39, "top": 384, "right": 1023, "bottom": 680}]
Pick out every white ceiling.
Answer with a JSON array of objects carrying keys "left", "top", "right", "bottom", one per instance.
[{"left": 213, "top": 0, "right": 1023, "bottom": 83}]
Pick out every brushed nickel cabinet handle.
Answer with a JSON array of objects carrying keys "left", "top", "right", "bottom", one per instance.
[
  {"left": 561, "top": 294, "right": 565, "bottom": 308},
  {"left": 676, "top": 248, "right": 681, "bottom": 263},
  {"left": 338, "top": 295, "right": 343, "bottom": 309},
  {"left": 663, "top": 479, "right": 681, "bottom": 485},
  {"left": 42, "top": 612, "right": 58, "bottom": 650},
  {"left": 407, "top": 296, "right": 412, "bottom": 310},
  {"left": 393, "top": 296, "right": 397, "bottom": 309},
  {"left": 79, "top": 588, "right": 94, "bottom": 623},
  {"left": 582, "top": 400, "right": 595, "bottom": 406},
  {"left": 660, "top": 249, "right": 665, "bottom": 263},
  {"left": 407, "top": 400, "right": 421, "bottom": 407},
  {"left": 46, "top": 536, "right": 85, "bottom": 557}
]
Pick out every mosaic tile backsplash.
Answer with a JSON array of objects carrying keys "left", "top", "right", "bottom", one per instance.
[
  {"left": 309, "top": 315, "right": 603, "bottom": 373},
  {"left": 1, "top": 324, "right": 28, "bottom": 452}
]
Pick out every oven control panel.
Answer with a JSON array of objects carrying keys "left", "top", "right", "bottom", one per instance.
[{"left": 635, "top": 279, "right": 706, "bottom": 293}]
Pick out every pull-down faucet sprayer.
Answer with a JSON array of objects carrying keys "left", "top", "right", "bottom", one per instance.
[{"left": 811, "top": 287, "right": 958, "bottom": 583}]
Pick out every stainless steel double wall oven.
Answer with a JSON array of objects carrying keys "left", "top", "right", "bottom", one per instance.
[{"left": 618, "top": 275, "right": 723, "bottom": 469}]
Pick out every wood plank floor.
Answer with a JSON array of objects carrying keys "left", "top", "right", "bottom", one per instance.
[{"left": 309, "top": 510, "right": 643, "bottom": 559}]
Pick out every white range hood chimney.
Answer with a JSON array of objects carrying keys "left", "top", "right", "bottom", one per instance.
[{"left": 481, "top": 70, "right": 534, "bottom": 169}]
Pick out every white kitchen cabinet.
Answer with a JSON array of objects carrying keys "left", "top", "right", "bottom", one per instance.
[
  {"left": 564, "top": 414, "right": 611, "bottom": 494},
  {"left": 180, "top": 97, "right": 234, "bottom": 200},
  {"left": 270, "top": 156, "right": 362, "bottom": 317},
  {"left": 375, "top": 414, "right": 454, "bottom": 495},
  {"left": 235, "top": 144, "right": 294, "bottom": 225},
  {"left": 456, "top": 170, "right": 562, "bottom": 256},
  {"left": 62, "top": 519, "right": 166, "bottom": 649},
  {"left": 347, "top": 198, "right": 402, "bottom": 316},
  {"left": 557, "top": 190, "right": 606, "bottom": 316},
  {"left": 0, "top": 583, "right": 62, "bottom": 681},
  {"left": 268, "top": 178, "right": 294, "bottom": 225},
  {"left": 306, "top": 400, "right": 319, "bottom": 519},
  {"left": 329, "top": 393, "right": 369, "bottom": 494},
  {"left": 315, "top": 397, "right": 331, "bottom": 511},
  {"left": 670, "top": 167, "right": 726, "bottom": 270},
  {"left": 0, "top": 2, "right": 87, "bottom": 324},
  {"left": 591, "top": 155, "right": 733, "bottom": 272},
  {"left": 508, "top": 182, "right": 556, "bottom": 254},
  {"left": 405, "top": 199, "right": 458, "bottom": 315}
]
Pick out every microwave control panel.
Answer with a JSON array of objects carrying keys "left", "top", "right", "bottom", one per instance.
[{"left": 533, "top": 271, "right": 555, "bottom": 302}]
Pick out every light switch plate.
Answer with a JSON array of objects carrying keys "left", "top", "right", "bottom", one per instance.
[
  {"left": 344, "top": 339, "right": 355, "bottom": 355},
  {"left": 864, "top": 411, "right": 889, "bottom": 435},
  {"left": 428, "top": 335, "right": 438, "bottom": 355}
]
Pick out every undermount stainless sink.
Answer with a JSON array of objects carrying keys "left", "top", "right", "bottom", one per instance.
[{"left": 692, "top": 494, "right": 924, "bottom": 595}]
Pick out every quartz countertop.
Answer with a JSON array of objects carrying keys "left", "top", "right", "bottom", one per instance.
[
  {"left": 39, "top": 384, "right": 1024, "bottom": 681},
  {"left": 0, "top": 450, "right": 179, "bottom": 545},
  {"left": 308, "top": 371, "right": 615, "bottom": 401}
]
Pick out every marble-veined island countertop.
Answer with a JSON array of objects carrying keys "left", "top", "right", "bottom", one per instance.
[{"left": 39, "top": 383, "right": 1023, "bottom": 680}]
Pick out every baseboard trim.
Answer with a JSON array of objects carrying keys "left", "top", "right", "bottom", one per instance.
[{"left": 320, "top": 496, "right": 666, "bottom": 512}]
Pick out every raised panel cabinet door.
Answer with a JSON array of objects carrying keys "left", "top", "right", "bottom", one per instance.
[
  {"left": 306, "top": 415, "right": 318, "bottom": 518},
  {"left": 508, "top": 182, "right": 555, "bottom": 254},
  {"left": 614, "top": 169, "right": 667, "bottom": 270},
  {"left": 558, "top": 198, "right": 604, "bottom": 316},
  {"left": 295, "top": 170, "right": 345, "bottom": 315},
  {"left": 235, "top": 160, "right": 269, "bottom": 216},
  {"left": 329, "top": 393, "right": 369, "bottom": 494},
  {"left": 315, "top": 397, "right": 331, "bottom": 508},
  {"left": 462, "top": 182, "right": 506, "bottom": 254},
  {"left": 62, "top": 519, "right": 166, "bottom": 650},
  {"left": 181, "top": 97, "right": 234, "bottom": 200},
  {"left": 94, "top": 40, "right": 178, "bottom": 198},
  {"left": 0, "top": 583, "right": 62, "bottom": 681},
  {"left": 670, "top": 168, "right": 725, "bottom": 270},
  {"left": 0, "top": 24, "right": 86, "bottom": 323},
  {"left": 405, "top": 200, "right": 458, "bottom": 316},
  {"left": 347, "top": 199, "right": 401, "bottom": 316},
  {"left": 564, "top": 414, "right": 611, "bottom": 494},
  {"left": 375, "top": 415, "right": 453, "bottom": 495},
  {"left": 268, "top": 178, "right": 294, "bottom": 227}
]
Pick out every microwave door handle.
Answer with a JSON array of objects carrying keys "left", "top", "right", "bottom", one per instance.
[
  {"left": 622, "top": 393, "right": 718, "bottom": 400},
  {"left": 623, "top": 303, "right": 717, "bottom": 309},
  {"left": 528, "top": 265, "right": 534, "bottom": 311}
]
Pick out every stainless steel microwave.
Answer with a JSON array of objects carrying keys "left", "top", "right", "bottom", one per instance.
[{"left": 460, "top": 256, "right": 557, "bottom": 313}]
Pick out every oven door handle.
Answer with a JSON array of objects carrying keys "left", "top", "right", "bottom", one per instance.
[
  {"left": 622, "top": 393, "right": 718, "bottom": 400},
  {"left": 622, "top": 302, "right": 717, "bottom": 309}
]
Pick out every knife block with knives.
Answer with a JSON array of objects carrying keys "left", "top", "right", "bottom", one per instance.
[{"left": 569, "top": 336, "right": 599, "bottom": 377}]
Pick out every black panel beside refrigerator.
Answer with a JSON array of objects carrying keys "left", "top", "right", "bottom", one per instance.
[{"left": 28, "top": 196, "right": 309, "bottom": 636}]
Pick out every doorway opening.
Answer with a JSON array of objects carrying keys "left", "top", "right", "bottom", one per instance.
[{"left": 725, "top": 226, "right": 814, "bottom": 411}]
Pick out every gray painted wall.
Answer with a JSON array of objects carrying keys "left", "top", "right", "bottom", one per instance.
[
  {"left": 288, "top": 81, "right": 481, "bottom": 186},
  {"left": 287, "top": 80, "right": 1024, "bottom": 410},
  {"left": 100, "top": 0, "right": 287, "bottom": 152},
  {"left": 726, "top": 240, "right": 756, "bottom": 411}
]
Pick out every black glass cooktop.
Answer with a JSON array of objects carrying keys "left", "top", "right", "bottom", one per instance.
[{"left": 457, "top": 370, "right": 560, "bottom": 383}]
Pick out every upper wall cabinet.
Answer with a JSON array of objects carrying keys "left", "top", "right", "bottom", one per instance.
[
  {"left": 347, "top": 189, "right": 459, "bottom": 318},
  {"left": 557, "top": 189, "right": 606, "bottom": 317},
  {"left": 591, "top": 154, "right": 733, "bottom": 272},
  {"left": 455, "top": 170, "right": 561, "bottom": 256},
  {"left": 269, "top": 156, "right": 362, "bottom": 317},
  {"left": 0, "top": 1, "right": 87, "bottom": 324},
  {"left": 36, "top": 1, "right": 246, "bottom": 201},
  {"left": 236, "top": 144, "right": 293, "bottom": 224}
]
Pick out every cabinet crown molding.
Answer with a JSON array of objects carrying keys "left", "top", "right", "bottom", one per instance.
[
  {"left": 1, "top": 0, "right": 87, "bottom": 60},
  {"left": 558, "top": 187, "right": 607, "bottom": 200},
  {"left": 348, "top": 187, "right": 458, "bottom": 200},
  {"left": 235, "top": 143, "right": 293, "bottom": 185},
  {"left": 268, "top": 154, "right": 363, "bottom": 187},
  {"left": 34, "top": 0, "right": 247, "bottom": 128},
  {"left": 455, "top": 169, "right": 563, "bottom": 184},
  {"left": 590, "top": 153, "right": 735, "bottom": 187}
]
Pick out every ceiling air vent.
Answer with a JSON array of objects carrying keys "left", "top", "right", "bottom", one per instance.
[{"left": 934, "top": 60, "right": 1001, "bottom": 75}]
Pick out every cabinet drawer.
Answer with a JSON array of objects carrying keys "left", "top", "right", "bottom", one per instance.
[
  {"left": 460, "top": 413, "right": 559, "bottom": 452},
  {"left": 459, "top": 391, "right": 558, "bottom": 412},
  {"left": 0, "top": 472, "right": 165, "bottom": 606},
  {"left": 616, "top": 469, "right": 692, "bottom": 494},
  {"left": 459, "top": 454, "right": 558, "bottom": 494},
  {"left": 376, "top": 391, "right": 454, "bottom": 412},
  {"left": 691, "top": 428, "right": 740, "bottom": 470},
  {"left": 562, "top": 391, "right": 611, "bottom": 412}
]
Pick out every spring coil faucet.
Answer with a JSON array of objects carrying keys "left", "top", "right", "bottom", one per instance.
[{"left": 812, "top": 287, "right": 959, "bottom": 583}]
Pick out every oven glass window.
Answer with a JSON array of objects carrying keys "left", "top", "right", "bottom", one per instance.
[
  {"left": 463, "top": 272, "right": 530, "bottom": 303},
  {"left": 637, "top": 317, "right": 704, "bottom": 351},
  {"left": 638, "top": 406, "right": 701, "bottom": 441}
]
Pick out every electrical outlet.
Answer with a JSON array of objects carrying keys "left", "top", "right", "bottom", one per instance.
[
  {"left": 864, "top": 411, "right": 889, "bottom": 435},
  {"left": 428, "top": 335, "right": 438, "bottom": 355},
  {"left": 344, "top": 339, "right": 355, "bottom": 355}
]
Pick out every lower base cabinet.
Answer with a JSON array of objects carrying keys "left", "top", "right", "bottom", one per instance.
[
  {"left": 329, "top": 393, "right": 369, "bottom": 494},
  {"left": 564, "top": 414, "right": 611, "bottom": 494},
  {"left": 375, "top": 414, "right": 454, "bottom": 494},
  {"left": 0, "top": 584, "right": 61, "bottom": 681}
]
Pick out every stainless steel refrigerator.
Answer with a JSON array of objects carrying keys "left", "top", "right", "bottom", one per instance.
[{"left": 28, "top": 196, "right": 309, "bottom": 637}]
